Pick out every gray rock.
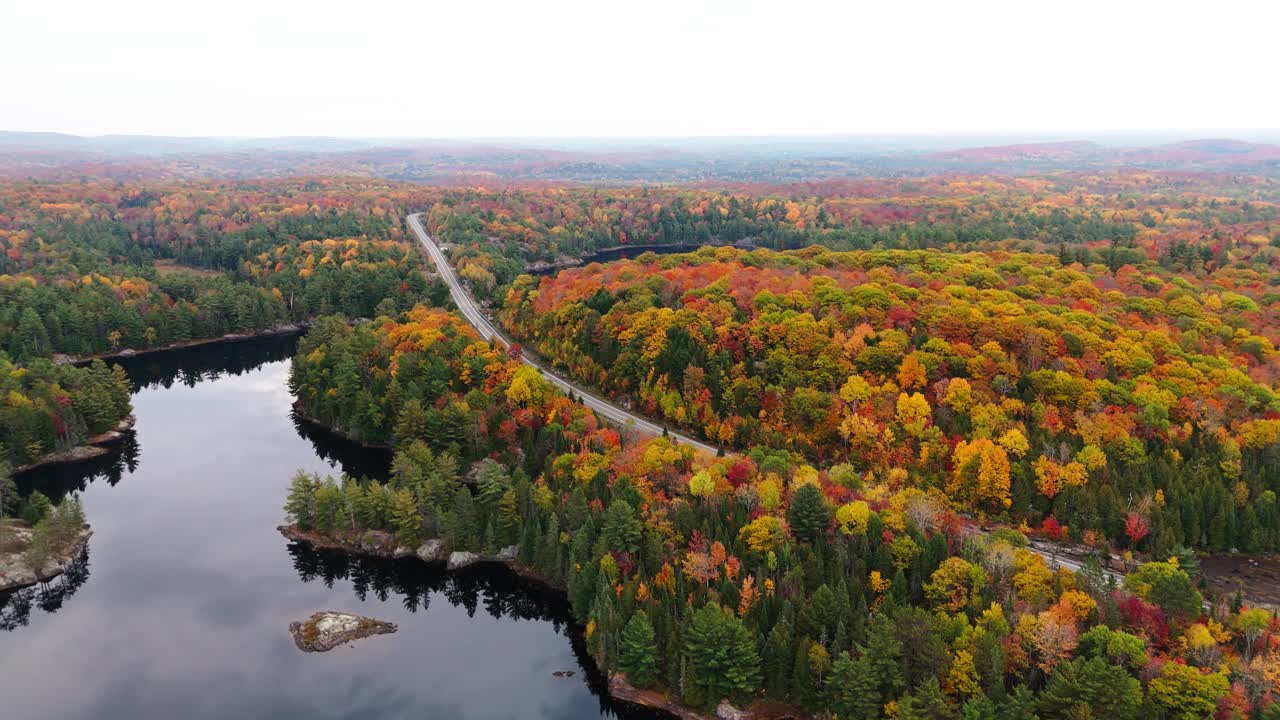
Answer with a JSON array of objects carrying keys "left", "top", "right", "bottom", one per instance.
[
  {"left": 447, "top": 551, "right": 479, "bottom": 571},
  {"left": 0, "top": 526, "right": 91, "bottom": 593},
  {"left": 493, "top": 545, "right": 518, "bottom": 562},
  {"left": 716, "top": 700, "right": 747, "bottom": 720},
  {"left": 289, "top": 611, "right": 396, "bottom": 653},
  {"left": 415, "top": 540, "right": 445, "bottom": 562},
  {"left": 392, "top": 546, "right": 414, "bottom": 558}
]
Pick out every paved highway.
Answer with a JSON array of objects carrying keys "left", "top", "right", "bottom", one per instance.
[{"left": 407, "top": 213, "right": 721, "bottom": 456}]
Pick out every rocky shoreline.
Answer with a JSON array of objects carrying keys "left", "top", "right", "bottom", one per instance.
[
  {"left": 13, "top": 415, "right": 137, "bottom": 474},
  {"left": 0, "top": 525, "right": 93, "bottom": 594},
  {"left": 277, "top": 525, "right": 524, "bottom": 575}
]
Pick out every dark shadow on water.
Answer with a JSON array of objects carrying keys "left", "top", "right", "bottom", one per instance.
[
  {"left": 286, "top": 542, "right": 666, "bottom": 720},
  {"left": 0, "top": 544, "right": 92, "bottom": 632},
  {"left": 15, "top": 431, "right": 140, "bottom": 503},
  {"left": 290, "top": 411, "right": 393, "bottom": 481},
  {"left": 111, "top": 332, "right": 302, "bottom": 393},
  {"left": 15, "top": 332, "right": 301, "bottom": 498}
]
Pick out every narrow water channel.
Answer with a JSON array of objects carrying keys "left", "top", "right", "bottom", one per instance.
[{"left": 2, "top": 336, "right": 656, "bottom": 720}]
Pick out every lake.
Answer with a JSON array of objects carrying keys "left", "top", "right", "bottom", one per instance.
[{"left": 1, "top": 336, "right": 660, "bottom": 720}]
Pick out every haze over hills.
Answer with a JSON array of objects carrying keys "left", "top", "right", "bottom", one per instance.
[{"left": 1, "top": 129, "right": 1278, "bottom": 182}]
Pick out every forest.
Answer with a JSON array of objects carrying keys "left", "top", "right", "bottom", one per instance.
[
  {"left": 0, "top": 179, "right": 446, "bottom": 467},
  {"left": 424, "top": 174, "right": 1280, "bottom": 302},
  {"left": 500, "top": 246, "right": 1280, "bottom": 556},
  {"left": 4, "top": 169, "right": 1280, "bottom": 717},
  {"left": 284, "top": 302, "right": 1279, "bottom": 720}
]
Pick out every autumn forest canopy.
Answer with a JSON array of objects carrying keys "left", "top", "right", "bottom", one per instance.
[{"left": 5, "top": 156, "right": 1280, "bottom": 718}]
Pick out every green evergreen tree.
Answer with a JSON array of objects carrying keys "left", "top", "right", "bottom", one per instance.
[
  {"left": 602, "top": 499, "right": 643, "bottom": 555},
  {"left": 684, "top": 602, "right": 761, "bottom": 708},
  {"left": 788, "top": 483, "right": 830, "bottom": 543},
  {"left": 827, "top": 651, "right": 882, "bottom": 719},
  {"left": 284, "top": 471, "right": 318, "bottom": 530},
  {"left": 390, "top": 487, "right": 421, "bottom": 546},
  {"left": 1038, "top": 657, "right": 1141, "bottom": 720},
  {"left": 497, "top": 489, "right": 520, "bottom": 546},
  {"left": 864, "top": 613, "right": 906, "bottom": 701},
  {"left": 618, "top": 611, "right": 659, "bottom": 688},
  {"left": 898, "top": 677, "right": 955, "bottom": 720}
]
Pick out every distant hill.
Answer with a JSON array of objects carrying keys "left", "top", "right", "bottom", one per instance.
[
  {"left": 0, "top": 130, "right": 1276, "bottom": 181},
  {"left": 929, "top": 138, "right": 1280, "bottom": 173}
]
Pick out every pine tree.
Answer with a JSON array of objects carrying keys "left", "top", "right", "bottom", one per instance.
[
  {"left": 788, "top": 483, "right": 830, "bottom": 543},
  {"left": 284, "top": 472, "right": 318, "bottom": 530},
  {"left": 313, "top": 478, "right": 345, "bottom": 532},
  {"left": 898, "top": 677, "right": 954, "bottom": 720},
  {"left": 497, "top": 489, "right": 520, "bottom": 546},
  {"left": 685, "top": 602, "right": 761, "bottom": 708},
  {"left": 864, "top": 613, "right": 906, "bottom": 701},
  {"left": 761, "top": 620, "right": 793, "bottom": 698},
  {"left": 393, "top": 398, "right": 430, "bottom": 442},
  {"left": 619, "top": 612, "right": 659, "bottom": 688},
  {"left": 790, "top": 637, "right": 818, "bottom": 710},
  {"left": 390, "top": 487, "right": 421, "bottom": 547},
  {"left": 602, "top": 499, "right": 642, "bottom": 555},
  {"left": 827, "top": 652, "right": 882, "bottom": 720}
]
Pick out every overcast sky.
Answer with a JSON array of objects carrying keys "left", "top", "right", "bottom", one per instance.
[{"left": 5, "top": 0, "right": 1276, "bottom": 138}]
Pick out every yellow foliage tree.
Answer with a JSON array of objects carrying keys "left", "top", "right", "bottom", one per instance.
[
  {"left": 948, "top": 438, "right": 1012, "bottom": 511},
  {"left": 835, "top": 501, "right": 871, "bottom": 536}
]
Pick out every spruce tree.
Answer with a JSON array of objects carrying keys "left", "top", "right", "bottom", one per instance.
[
  {"left": 497, "top": 489, "right": 520, "bottom": 546},
  {"left": 827, "top": 652, "right": 882, "bottom": 720},
  {"left": 618, "top": 612, "right": 659, "bottom": 688},
  {"left": 284, "top": 472, "right": 318, "bottom": 530},
  {"left": 787, "top": 483, "right": 830, "bottom": 543},
  {"left": 390, "top": 487, "right": 421, "bottom": 547},
  {"left": 761, "top": 620, "right": 793, "bottom": 698},
  {"left": 898, "top": 677, "right": 954, "bottom": 720},
  {"left": 685, "top": 602, "right": 761, "bottom": 708}
]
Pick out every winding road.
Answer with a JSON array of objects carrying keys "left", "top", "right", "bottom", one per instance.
[
  {"left": 407, "top": 213, "right": 721, "bottom": 456},
  {"left": 409, "top": 214, "right": 1144, "bottom": 580}
]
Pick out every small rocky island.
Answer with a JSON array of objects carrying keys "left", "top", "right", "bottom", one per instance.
[{"left": 289, "top": 611, "right": 397, "bottom": 652}]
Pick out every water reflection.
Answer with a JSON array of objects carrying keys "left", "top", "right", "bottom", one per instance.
[
  {"left": 14, "top": 432, "right": 140, "bottom": 503},
  {"left": 285, "top": 542, "right": 658, "bottom": 720},
  {"left": 109, "top": 332, "right": 302, "bottom": 393},
  {"left": 0, "top": 334, "right": 666, "bottom": 720},
  {"left": 290, "top": 411, "right": 393, "bottom": 481},
  {"left": 0, "top": 546, "right": 92, "bottom": 632}
]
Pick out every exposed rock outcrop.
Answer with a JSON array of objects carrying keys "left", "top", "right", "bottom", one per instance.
[
  {"left": 416, "top": 540, "right": 445, "bottom": 562},
  {"left": 289, "top": 611, "right": 396, "bottom": 652},
  {"left": 0, "top": 524, "right": 92, "bottom": 593},
  {"left": 447, "top": 551, "right": 480, "bottom": 571}
]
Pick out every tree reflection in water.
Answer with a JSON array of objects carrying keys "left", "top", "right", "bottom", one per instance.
[
  {"left": 0, "top": 545, "right": 92, "bottom": 632},
  {"left": 285, "top": 542, "right": 662, "bottom": 720}
]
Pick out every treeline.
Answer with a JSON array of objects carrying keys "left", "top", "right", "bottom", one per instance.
[
  {"left": 0, "top": 180, "right": 445, "bottom": 360},
  {"left": 1, "top": 273, "right": 289, "bottom": 360},
  {"left": 0, "top": 355, "right": 131, "bottom": 467},
  {"left": 284, "top": 306, "right": 1270, "bottom": 719},
  {"left": 425, "top": 177, "right": 1280, "bottom": 303}
]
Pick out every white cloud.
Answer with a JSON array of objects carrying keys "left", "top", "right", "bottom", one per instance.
[{"left": 3, "top": 0, "right": 1276, "bottom": 137}]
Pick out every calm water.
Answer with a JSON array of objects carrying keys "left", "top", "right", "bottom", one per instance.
[{"left": 2, "top": 337, "right": 655, "bottom": 720}]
